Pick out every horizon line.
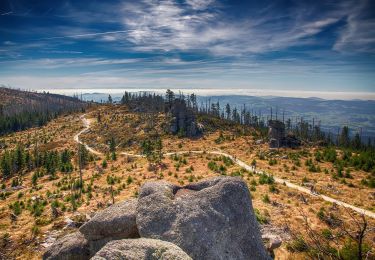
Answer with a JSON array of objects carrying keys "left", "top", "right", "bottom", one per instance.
[{"left": 18, "top": 87, "right": 375, "bottom": 101}]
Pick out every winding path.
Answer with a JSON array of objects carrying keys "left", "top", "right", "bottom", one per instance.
[{"left": 75, "top": 114, "right": 375, "bottom": 219}]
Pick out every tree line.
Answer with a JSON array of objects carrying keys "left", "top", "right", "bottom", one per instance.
[
  {"left": 0, "top": 144, "right": 90, "bottom": 180},
  {"left": 0, "top": 87, "right": 87, "bottom": 135},
  {"left": 117, "top": 90, "right": 374, "bottom": 150}
]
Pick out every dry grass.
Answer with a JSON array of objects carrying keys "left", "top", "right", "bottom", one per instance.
[{"left": 0, "top": 105, "right": 374, "bottom": 259}]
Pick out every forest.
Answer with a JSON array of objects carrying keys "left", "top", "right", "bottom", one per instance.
[{"left": 0, "top": 87, "right": 87, "bottom": 135}]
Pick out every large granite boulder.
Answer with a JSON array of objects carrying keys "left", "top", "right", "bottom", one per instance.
[
  {"left": 79, "top": 198, "right": 139, "bottom": 241},
  {"left": 91, "top": 238, "right": 192, "bottom": 260},
  {"left": 43, "top": 231, "right": 90, "bottom": 260},
  {"left": 136, "top": 176, "right": 269, "bottom": 260}
]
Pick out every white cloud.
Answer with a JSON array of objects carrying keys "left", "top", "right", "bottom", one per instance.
[
  {"left": 0, "top": 58, "right": 142, "bottom": 69},
  {"left": 186, "top": 0, "right": 215, "bottom": 10},
  {"left": 334, "top": 0, "right": 375, "bottom": 53},
  {"left": 118, "top": 0, "right": 351, "bottom": 56},
  {"left": 10, "top": 0, "right": 368, "bottom": 56}
]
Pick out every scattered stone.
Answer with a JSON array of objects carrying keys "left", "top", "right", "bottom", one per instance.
[
  {"left": 41, "top": 230, "right": 62, "bottom": 249},
  {"left": 268, "top": 237, "right": 282, "bottom": 251},
  {"left": 79, "top": 198, "right": 139, "bottom": 241},
  {"left": 261, "top": 224, "right": 290, "bottom": 254},
  {"left": 91, "top": 238, "right": 192, "bottom": 260},
  {"left": 136, "top": 176, "right": 269, "bottom": 260},
  {"left": 64, "top": 217, "right": 76, "bottom": 229}
]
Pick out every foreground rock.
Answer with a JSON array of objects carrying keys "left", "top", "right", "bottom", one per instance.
[
  {"left": 136, "top": 176, "right": 269, "bottom": 260},
  {"left": 92, "top": 238, "right": 192, "bottom": 260},
  {"left": 44, "top": 199, "right": 139, "bottom": 259},
  {"left": 79, "top": 198, "right": 139, "bottom": 241},
  {"left": 44, "top": 176, "right": 270, "bottom": 259},
  {"left": 43, "top": 231, "right": 90, "bottom": 260}
]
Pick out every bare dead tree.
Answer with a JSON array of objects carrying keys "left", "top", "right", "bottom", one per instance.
[
  {"left": 285, "top": 206, "right": 373, "bottom": 260},
  {"left": 336, "top": 207, "right": 373, "bottom": 260}
]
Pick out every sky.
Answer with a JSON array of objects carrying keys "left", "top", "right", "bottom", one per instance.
[{"left": 0, "top": 0, "right": 375, "bottom": 99}]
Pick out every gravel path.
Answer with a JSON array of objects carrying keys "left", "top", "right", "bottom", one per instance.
[{"left": 75, "top": 114, "right": 375, "bottom": 219}]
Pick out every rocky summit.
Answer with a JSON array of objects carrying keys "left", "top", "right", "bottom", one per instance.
[{"left": 43, "top": 176, "right": 269, "bottom": 260}]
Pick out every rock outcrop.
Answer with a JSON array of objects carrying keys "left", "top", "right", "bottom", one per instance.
[
  {"left": 137, "top": 176, "right": 269, "bottom": 260},
  {"left": 168, "top": 99, "right": 200, "bottom": 137},
  {"left": 92, "top": 238, "right": 192, "bottom": 260},
  {"left": 44, "top": 176, "right": 269, "bottom": 260},
  {"left": 268, "top": 120, "right": 300, "bottom": 148}
]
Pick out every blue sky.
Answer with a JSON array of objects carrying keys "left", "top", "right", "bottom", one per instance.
[{"left": 0, "top": 0, "right": 374, "bottom": 98}]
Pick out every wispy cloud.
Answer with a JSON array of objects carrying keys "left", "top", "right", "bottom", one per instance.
[
  {"left": 1, "top": 11, "right": 13, "bottom": 16},
  {"left": 334, "top": 0, "right": 375, "bottom": 53},
  {"left": 0, "top": 57, "right": 143, "bottom": 69},
  {"left": 118, "top": 0, "right": 350, "bottom": 56},
  {"left": 38, "top": 30, "right": 132, "bottom": 40},
  {"left": 0, "top": 0, "right": 374, "bottom": 94},
  {"left": 2, "top": 0, "right": 372, "bottom": 56}
]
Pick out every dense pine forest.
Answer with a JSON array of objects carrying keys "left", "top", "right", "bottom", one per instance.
[{"left": 0, "top": 87, "right": 87, "bottom": 135}]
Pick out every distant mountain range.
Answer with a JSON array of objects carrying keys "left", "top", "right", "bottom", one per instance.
[
  {"left": 202, "top": 95, "right": 375, "bottom": 140},
  {"left": 81, "top": 92, "right": 375, "bottom": 141}
]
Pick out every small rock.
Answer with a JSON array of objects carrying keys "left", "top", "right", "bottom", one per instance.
[
  {"left": 268, "top": 238, "right": 282, "bottom": 251},
  {"left": 41, "top": 230, "right": 61, "bottom": 248},
  {"left": 64, "top": 217, "right": 76, "bottom": 228}
]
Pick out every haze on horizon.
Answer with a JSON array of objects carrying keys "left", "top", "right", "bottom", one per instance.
[{"left": 0, "top": 0, "right": 374, "bottom": 98}]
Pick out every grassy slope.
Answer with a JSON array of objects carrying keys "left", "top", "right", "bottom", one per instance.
[{"left": 0, "top": 105, "right": 373, "bottom": 259}]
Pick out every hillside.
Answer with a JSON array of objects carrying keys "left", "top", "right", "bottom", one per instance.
[
  {"left": 81, "top": 92, "right": 375, "bottom": 141},
  {"left": 0, "top": 87, "right": 87, "bottom": 135},
  {"left": 0, "top": 95, "right": 374, "bottom": 259}
]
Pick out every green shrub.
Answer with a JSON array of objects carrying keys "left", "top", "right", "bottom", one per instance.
[
  {"left": 268, "top": 158, "right": 277, "bottom": 166},
  {"left": 259, "top": 173, "right": 274, "bottom": 185},
  {"left": 340, "top": 239, "right": 371, "bottom": 260},
  {"left": 286, "top": 236, "right": 308, "bottom": 252},
  {"left": 126, "top": 176, "right": 133, "bottom": 185},
  {"left": 10, "top": 201, "right": 22, "bottom": 215},
  {"left": 321, "top": 229, "right": 333, "bottom": 239},
  {"left": 254, "top": 208, "right": 269, "bottom": 224},
  {"left": 269, "top": 184, "right": 279, "bottom": 193},
  {"left": 262, "top": 194, "right": 270, "bottom": 203},
  {"left": 102, "top": 160, "right": 107, "bottom": 168}
]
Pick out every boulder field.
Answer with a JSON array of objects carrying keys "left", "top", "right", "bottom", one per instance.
[{"left": 43, "top": 176, "right": 270, "bottom": 260}]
